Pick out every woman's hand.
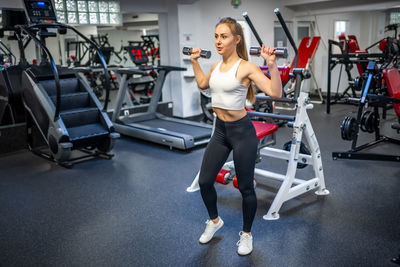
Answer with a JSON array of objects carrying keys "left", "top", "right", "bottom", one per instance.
[
  {"left": 260, "top": 45, "right": 277, "bottom": 68},
  {"left": 190, "top": 48, "right": 202, "bottom": 62}
]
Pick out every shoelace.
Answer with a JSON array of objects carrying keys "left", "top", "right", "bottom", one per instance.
[
  {"left": 236, "top": 231, "right": 251, "bottom": 247},
  {"left": 203, "top": 220, "right": 216, "bottom": 234}
]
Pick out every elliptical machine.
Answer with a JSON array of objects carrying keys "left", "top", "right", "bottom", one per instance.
[{"left": 20, "top": 0, "right": 119, "bottom": 167}]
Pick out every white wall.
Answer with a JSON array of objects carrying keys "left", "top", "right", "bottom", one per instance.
[
  {"left": 118, "top": 0, "right": 184, "bottom": 117},
  {"left": 175, "top": 2, "right": 389, "bottom": 116},
  {"left": 177, "top": 0, "right": 295, "bottom": 117},
  {"left": 158, "top": 2, "right": 183, "bottom": 116}
]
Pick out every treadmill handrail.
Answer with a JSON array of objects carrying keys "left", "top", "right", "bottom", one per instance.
[
  {"left": 26, "top": 22, "right": 112, "bottom": 111},
  {"left": 156, "top": 65, "right": 187, "bottom": 72},
  {"left": 18, "top": 25, "right": 62, "bottom": 122},
  {"left": 115, "top": 67, "right": 147, "bottom": 76}
]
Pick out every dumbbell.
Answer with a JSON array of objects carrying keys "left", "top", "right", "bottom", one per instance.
[
  {"left": 182, "top": 46, "right": 211, "bottom": 59},
  {"left": 249, "top": 46, "right": 288, "bottom": 58}
]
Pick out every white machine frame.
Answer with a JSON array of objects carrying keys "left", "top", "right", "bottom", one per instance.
[{"left": 186, "top": 87, "right": 329, "bottom": 220}]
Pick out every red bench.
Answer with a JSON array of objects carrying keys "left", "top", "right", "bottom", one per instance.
[
  {"left": 259, "top": 36, "right": 321, "bottom": 84},
  {"left": 252, "top": 120, "right": 279, "bottom": 140},
  {"left": 253, "top": 37, "right": 322, "bottom": 142},
  {"left": 244, "top": 107, "right": 279, "bottom": 140},
  {"left": 259, "top": 65, "right": 290, "bottom": 83},
  {"left": 347, "top": 35, "right": 368, "bottom": 76},
  {"left": 382, "top": 68, "right": 400, "bottom": 117}
]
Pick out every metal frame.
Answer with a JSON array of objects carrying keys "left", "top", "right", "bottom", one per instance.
[
  {"left": 326, "top": 39, "right": 386, "bottom": 114},
  {"left": 18, "top": 0, "right": 118, "bottom": 167},
  {"left": 187, "top": 90, "right": 329, "bottom": 220},
  {"left": 332, "top": 61, "right": 400, "bottom": 162}
]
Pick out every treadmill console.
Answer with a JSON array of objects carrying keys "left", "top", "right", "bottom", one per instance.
[
  {"left": 125, "top": 46, "right": 149, "bottom": 65},
  {"left": 23, "top": 0, "right": 57, "bottom": 23}
]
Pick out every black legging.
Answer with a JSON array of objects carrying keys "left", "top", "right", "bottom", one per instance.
[{"left": 199, "top": 115, "right": 258, "bottom": 233}]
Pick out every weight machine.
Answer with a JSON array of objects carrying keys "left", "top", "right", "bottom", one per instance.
[
  {"left": 326, "top": 39, "right": 387, "bottom": 114},
  {"left": 326, "top": 26, "right": 400, "bottom": 114},
  {"left": 332, "top": 61, "right": 400, "bottom": 162}
]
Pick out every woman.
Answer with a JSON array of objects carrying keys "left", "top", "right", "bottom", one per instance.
[{"left": 190, "top": 17, "right": 282, "bottom": 256}]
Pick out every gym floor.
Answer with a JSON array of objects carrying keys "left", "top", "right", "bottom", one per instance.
[{"left": 0, "top": 103, "right": 399, "bottom": 266}]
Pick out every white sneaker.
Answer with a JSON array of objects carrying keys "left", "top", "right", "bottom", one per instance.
[
  {"left": 199, "top": 217, "right": 224, "bottom": 244},
  {"left": 236, "top": 231, "right": 253, "bottom": 256}
]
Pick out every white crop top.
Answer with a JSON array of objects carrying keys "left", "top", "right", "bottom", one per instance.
[{"left": 209, "top": 59, "right": 248, "bottom": 110}]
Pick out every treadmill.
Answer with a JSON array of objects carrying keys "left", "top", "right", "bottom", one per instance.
[{"left": 112, "top": 46, "right": 212, "bottom": 150}]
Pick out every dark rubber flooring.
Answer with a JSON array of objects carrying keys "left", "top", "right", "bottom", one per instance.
[{"left": 0, "top": 103, "right": 399, "bottom": 266}]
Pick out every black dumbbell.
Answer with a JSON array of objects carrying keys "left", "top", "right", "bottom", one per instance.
[
  {"left": 249, "top": 46, "right": 288, "bottom": 58},
  {"left": 182, "top": 46, "right": 211, "bottom": 59}
]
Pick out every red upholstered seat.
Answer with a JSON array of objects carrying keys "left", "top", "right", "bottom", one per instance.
[
  {"left": 252, "top": 120, "right": 279, "bottom": 140},
  {"left": 259, "top": 66, "right": 290, "bottom": 83},
  {"left": 338, "top": 34, "right": 348, "bottom": 53},
  {"left": 245, "top": 104, "right": 278, "bottom": 140},
  {"left": 383, "top": 68, "right": 400, "bottom": 117},
  {"left": 259, "top": 36, "right": 320, "bottom": 85},
  {"left": 348, "top": 37, "right": 368, "bottom": 75},
  {"left": 289, "top": 36, "right": 321, "bottom": 70}
]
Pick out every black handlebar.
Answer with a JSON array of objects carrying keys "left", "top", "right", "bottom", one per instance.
[
  {"left": 19, "top": 25, "right": 62, "bottom": 122},
  {"left": 242, "top": 12, "right": 263, "bottom": 47},
  {"left": 26, "top": 22, "right": 112, "bottom": 111},
  {"left": 273, "top": 9, "right": 298, "bottom": 69}
]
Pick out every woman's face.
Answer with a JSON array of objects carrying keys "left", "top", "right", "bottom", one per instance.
[{"left": 214, "top": 23, "right": 240, "bottom": 56}]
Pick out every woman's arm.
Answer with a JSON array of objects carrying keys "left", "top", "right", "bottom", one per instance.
[
  {"left": 190, "top": 48, "right": 217, "bottom": 90},
  {"left": 248, "top": 45, "right": 282, "bottom": 99}
]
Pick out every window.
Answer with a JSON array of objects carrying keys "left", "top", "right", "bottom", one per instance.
[
  {"left": 55, "top": 0, "right": 120, "bottom": 25},
  {"left": 297, "top": 21, "right": 314, "bottom": 43},
  {"left": 334, "top": 20, "right": 347, "bottom": 40},
  {"left": 390, "top": 12, "right": 400, "bottom": 24},
  {"left": 298, "top": 26, "right": 309, "bottom": 40}
]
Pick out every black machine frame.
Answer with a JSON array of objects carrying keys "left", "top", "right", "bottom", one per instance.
[
  {"left": 326, "top": 32, "right": 400, "bottom": 114},
  {"left": 326, "top": 39, "right": 388, "bottom": 114},
  {"left": 332, "top": 61, "right": 400, "bottom": 162},
  {"left": 16, "top": 0, "right": 119, "bottom": 167}
]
